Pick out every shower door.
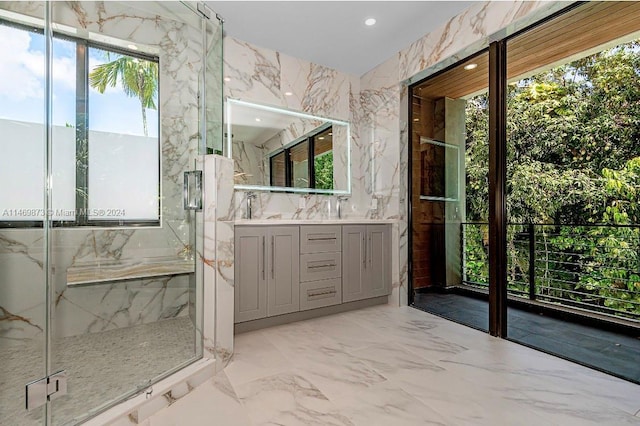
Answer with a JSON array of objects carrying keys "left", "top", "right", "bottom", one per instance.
[{"left": 0, "top": 1, "right": 221, "bottom": 424}]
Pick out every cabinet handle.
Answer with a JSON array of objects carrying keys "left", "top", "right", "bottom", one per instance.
[
  {"left": 308, "top": 263, "right": 336, "bottom": 269},
  {"left": 308, "top": 289, "right": 337, "bottom": 298},
  {"left": 362, "top": 234, "right": 366, "bottom": 269},
  {"left": 368, "top": 235, "right": 372, "bottom": 266},
  {"left": 262, "top": 236, "right": 266, "bottom": 280},
  {"left": 271, "top": 235, "right": 275, "bottom": 279},
  {"left": 308, "top": 237, "right": 336, "bottom": 241}
]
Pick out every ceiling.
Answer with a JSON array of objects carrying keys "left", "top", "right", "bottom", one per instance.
[{"left": 207, "top": 1, "right": 475, "bottom": 76}]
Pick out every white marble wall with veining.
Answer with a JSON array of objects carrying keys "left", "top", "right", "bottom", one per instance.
[
  {"left": 0, "top": 1, "right": 208, "bottom": 343},
  {"left": 232, "top": 140, "right": 265, "bottom": 186},
  {"left": 224, "top": 36, "right": 368, "bottom": 221},
  {"left": 202, "top": 155, "right": 235, "bottom": 367}
]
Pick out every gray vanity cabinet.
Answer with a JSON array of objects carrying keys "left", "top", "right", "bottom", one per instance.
[
  {"left": 234, "top": 226, "right": 300, "bottom": 323},
  {"left": 267, "top": 227, "right": 300, "bottom": 317},
  {"left": 342, "top": 224, "right": 391, "bottom": 302},
  {"left": 234, "top": 226, "right": 268, "bottom": 323}
]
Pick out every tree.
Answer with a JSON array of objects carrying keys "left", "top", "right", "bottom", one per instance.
[
  {"left": 89, "top": 54, "right": 158, "bottom": 136},
  {"left": 462, "top": 38, "right": 640, "bottom": 318}
]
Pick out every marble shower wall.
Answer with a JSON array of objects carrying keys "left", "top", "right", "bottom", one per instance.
[{"left": 0, "top": 1, "right": 210, "bottom": 343}]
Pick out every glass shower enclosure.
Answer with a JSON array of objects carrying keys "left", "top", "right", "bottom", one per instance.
[{"left": 0, "top": 1, "right": 222, "bottom": 424}]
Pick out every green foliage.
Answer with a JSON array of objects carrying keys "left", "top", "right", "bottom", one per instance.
[
  {"left": 463, "top": 39, "right": 640, "bottom": 319},
  {"left": 89, "top": 53, "right": 158, "bottom": 136},
  {"left": 314, "top": 151, "right": 334, "bottom": 190}
]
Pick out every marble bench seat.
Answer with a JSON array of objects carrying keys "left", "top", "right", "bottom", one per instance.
[{"left": 66, "top": 256, "right": 195, "bottom": 286}]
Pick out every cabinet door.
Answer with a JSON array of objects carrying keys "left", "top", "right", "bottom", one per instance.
[
  {"left": 342, "top": 225, "right": 367, "bottom": 302},
  {"left": 235, "top": 227, "right": 268, "bottom": 323},
  {"left": 267, "top": 226, "right": 300, "bottom": 316},
  {"left": 368, "top": 225, "right": 391, "bottom": 298}
]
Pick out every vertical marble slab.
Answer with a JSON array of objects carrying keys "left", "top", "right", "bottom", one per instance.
[
  {"left": 214, "top": 156, "right": 235, "bottom": 368},
  {"left": 202, "top": 154, "right": 235, "bottom": 367}
]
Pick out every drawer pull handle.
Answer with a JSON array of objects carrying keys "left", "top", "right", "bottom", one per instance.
[
  {"left": 308, "top": 289, "right": 337, "bottom": 297},
  {"left": 308, "top": 237, "right": 337, "bottom": 241},
  {"left": 307, "top": 264, "right": 336, "bottom": 269}
]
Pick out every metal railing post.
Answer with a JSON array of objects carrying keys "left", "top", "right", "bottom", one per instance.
[{"left": 529, "top": 223, "right": 536, "bottom": 300}]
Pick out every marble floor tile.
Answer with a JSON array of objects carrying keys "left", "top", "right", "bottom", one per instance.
[
  {"left": 223, "top": 331, "right": 291, "bottom": 387},
  {"left": 148, "top": 305, "right": 640, "bottom": 426},
  {"left": 329, "top": 381, "right": 449, "bottom": 426},
  {"left": 234, "top": 373, "right": 353, "bottom": 426},
  {"left": 148, "top": 372, "right": 251, "bottom": 426}
]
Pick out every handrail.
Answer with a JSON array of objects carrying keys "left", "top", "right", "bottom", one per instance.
[{"left": 461, "top": 222, "right": 640, "bottom": 321}]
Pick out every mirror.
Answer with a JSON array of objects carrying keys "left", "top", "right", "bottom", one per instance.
[{"left": 226, "top": 99, "right": 350, "bottom": 194}]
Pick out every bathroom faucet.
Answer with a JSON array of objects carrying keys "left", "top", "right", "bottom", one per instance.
[
  {"left": 337, "top": 196, "right": 349, "bottom": 219},
  {"left": 245, "top": 192, "right": 257, "bottom": 219}
]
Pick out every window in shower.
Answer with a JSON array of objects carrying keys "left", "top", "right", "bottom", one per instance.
[{"left": 0, "top": 20, "right": 160, "bottom": 227}]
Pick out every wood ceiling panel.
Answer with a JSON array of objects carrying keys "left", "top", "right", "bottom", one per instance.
[{"left": 412, "top": 2, "right": 640, "bottom": 101}]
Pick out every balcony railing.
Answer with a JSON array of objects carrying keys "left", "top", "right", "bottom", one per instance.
[{"left": 462, "top": 222, "right": 640, "bottom": 322}]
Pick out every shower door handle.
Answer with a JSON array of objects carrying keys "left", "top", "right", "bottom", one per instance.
[{"left": 183, "top": 170, "right": 203, "bottom": 210}]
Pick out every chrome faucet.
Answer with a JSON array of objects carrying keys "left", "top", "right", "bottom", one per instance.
[
  {"left": 245, "top": 192, "right": 257, "bottom": 219},
  {"left": 337, "top": 196, "right": 349, "bottom": 219}
]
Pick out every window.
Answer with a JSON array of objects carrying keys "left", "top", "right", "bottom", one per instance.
[
  {"left": 0, "top": 20, "right": 160, "bottom": 227},
  {"left": 268, "top": 125, "right": 334, "bottom": 190}
]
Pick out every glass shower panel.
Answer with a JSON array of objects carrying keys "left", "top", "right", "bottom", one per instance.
[
  {"left": 0, "top": 4, "right": 47, "bottom": 426},
  {"left": 44, "top": 2, "right": 206, "bottom": 424}
]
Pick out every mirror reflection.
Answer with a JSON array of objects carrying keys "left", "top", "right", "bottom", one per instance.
[{"left": 226, "top": 99, "right": 350, "bottom": 194}]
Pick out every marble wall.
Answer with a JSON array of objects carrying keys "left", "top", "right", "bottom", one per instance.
[
  {"left": 0, "top": 1, "right": 212, "bottom": 344},
  {"left": 223, "top": 0, "right": 569, "bottom": 306},
  {"left": 201, "top": 155, "right": 235, "bottom": 366}
]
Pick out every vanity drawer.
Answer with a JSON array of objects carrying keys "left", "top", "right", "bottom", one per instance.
[
  {"left": 300, "top": 226, "right": 342, "bottom": 253},
  {"left": 300, "top": 278, "right": 342, "bottom": 311},
  {"left": 300, "top": 252, "right": 342, "bottom": 282}
]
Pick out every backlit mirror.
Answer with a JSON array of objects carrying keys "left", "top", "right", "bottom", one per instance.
[{"left": 226, "top": 99, "right": 350, "bottom": 194}]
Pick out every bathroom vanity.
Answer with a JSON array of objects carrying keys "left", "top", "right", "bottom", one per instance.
[{"left": 234, "top": 220, "right": 393, "bottom": 330}]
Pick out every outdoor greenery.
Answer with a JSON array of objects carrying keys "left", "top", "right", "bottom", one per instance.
[
  {"left": 464, "top": 39, "right": 640, "bottom": 319},
  {"left": 314, "top": 151, "right": 334, "bottom": 190},
  {"left": 89, "top": 53, "right": 159, "bottom": 136}
]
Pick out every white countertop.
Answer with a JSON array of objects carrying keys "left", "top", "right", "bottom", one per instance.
[{"left": 233, "top": 218, "right": 397, "bottom": 226}]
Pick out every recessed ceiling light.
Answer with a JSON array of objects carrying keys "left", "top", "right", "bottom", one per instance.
[
  {"left": 255, "top": 118, "right": 261, "bottom": 122},
  {"left": 364, "top": 18, "right": 376, "bottom": 26},
  {"left": 464, "top": 63, "right": 478, "bottom": 70},
  {"left": 127, "top": 44, "right": 138, "bottom": 50},
  {"left": 318, "top": 137, "right": 325, "bottom": 140},
  {"left": 224, "top": 77, "right": 231, "bottom": 82},
  {"left": 328, "top": 132, "right": 332, "bottom": 136},
  {"left": 284, "top": 91, "right": 293, "bottom": 96},
  {"left": 413, "top": 118, "right": 420, "bottom": 122}
]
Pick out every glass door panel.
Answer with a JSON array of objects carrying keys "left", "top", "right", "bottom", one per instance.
[
  {"left": 0, "top": 3, "right": 47, "bottom": 425},
  {"left": 45, "top": 2, "right": 207, "bottom": 423},
  {"left": 410, "top": 51, "right": 490, "bottom": 332}
]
